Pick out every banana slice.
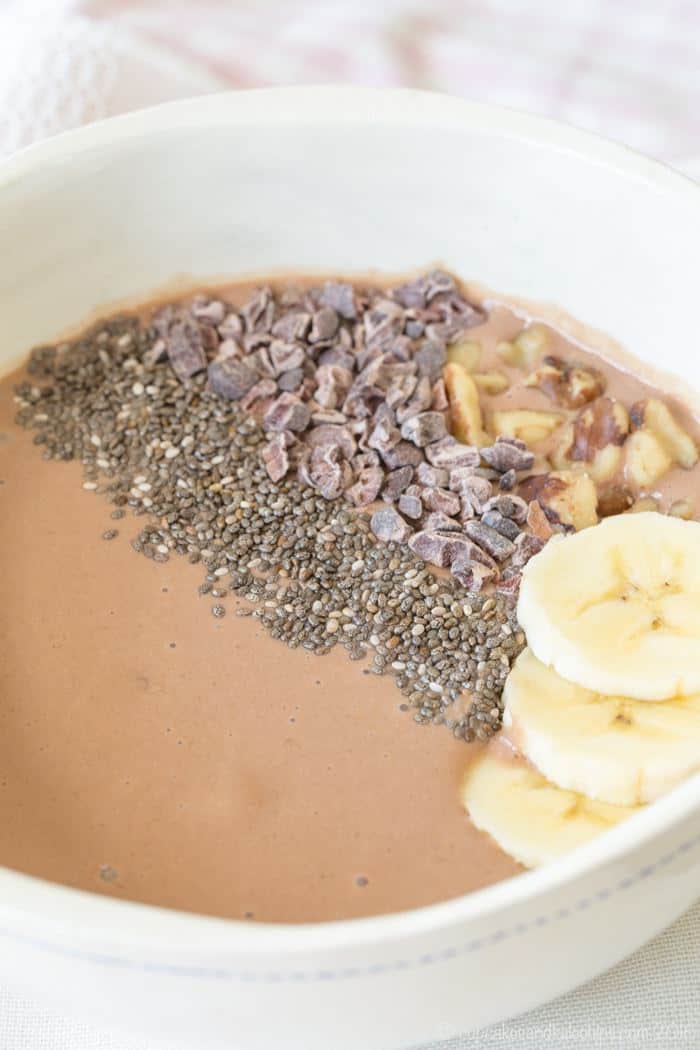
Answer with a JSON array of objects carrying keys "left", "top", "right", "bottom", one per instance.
[
  {"left": 462, "top": 748, "right": 638, "bottom": 868},
  {"left": 503, "top": 649, "right": 700, "bottom": 805},
  {"left": 518, "top": 511, "right": 700, "bottom": 700}
]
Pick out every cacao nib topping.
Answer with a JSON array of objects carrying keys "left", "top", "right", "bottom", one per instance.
[
  {"left": 271, "top": 311, "right": 311, "bottom": 342},
  {"left": 278, "top": 368, "right": 304, "bottom": 392},
  {"left": 370, "top": 507, "right": 413, "bottom": 543},
  {"left": 425, "top": 436, "right": 480, "bottom": 469},
  {"left": 380, "top": 440, "right": 424, "bottom": 470},
  {"left": 465, "top": 520, "right": 516, "bottom": 561},
  {"left": 481, "top": 510, "right": 521, "bottom": 541},
  {"left": 269, "top": 341, "right": 306, "bottom": 377},
  {"left": 408, "top": 530, "right": 475, "bottom": 569},
  {"left": 400, "top": 410, "right": 447, "bottom": 448},
  {"left": 307, "top": 424, "right": 357, "bottom": 459},
  {"left": 241, "top": 378, "right": 278, "bottom": 411},
  {"left": 382, "top": 466, "right": 414, "bottom": 501},
  {"left": 264, "top": 393, "right": 311, "bottom": 433},
  {"left": 481, "top": 436, "right": 535, "bottom": 473},
  {"left": 320, "top": 281, "right": 357, "bottom": 320},
  {"left": 416, "top": 462, "right": 449, "bottom": 488},
  {"left": 398, "top": 492, "right": 423, "bottom": 520},
  {"left": 415, "top": 341, "right": 447, "bottom": 380},
  {"left": 483, "top": 493, "right": 529, "bottom": 523},
  {"left": 208, "top": 357, "right": 258, "bottom": 400},
  {"left": 191, "top": 298, "right": 225, "bottom": 325},
  {"left": 423, "top": 511, "right": 461, "bottom": 532},
  {"left": 422, "top": 487, "right": 461, "bottom": 517},
  {"left": 142, "top": 274, "right": 553, "bottom": 595},
  {"left": 346, "top": 466, "right": 384, "bottom": 508},
  {"left": 262, "top": 434, "right": 290, "bottom": 482},
  {"left": 166, "top": 320, "right": 208, "bottom": 380},
  {"left": 309, "top": 307, "right": 340, "bottom": 343}
]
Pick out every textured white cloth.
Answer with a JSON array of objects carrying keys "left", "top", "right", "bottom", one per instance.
[
  {"left": 1, "top": 1, "right": 699, "bottom": 1047},
  {"left": 0, "top": 0, "right": 222, "bottom": 156}
]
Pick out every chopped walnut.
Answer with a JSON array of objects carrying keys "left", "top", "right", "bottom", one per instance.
[
  {"left": 520, "top": 470, "right": 598, "bottom": 531},
  {"left": 525, "top": 355, "right": 605, "bottom": 409}
]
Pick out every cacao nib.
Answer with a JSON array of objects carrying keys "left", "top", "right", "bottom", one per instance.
[
  {"left": 423, "top": 511, "right": 461, "bottom": 532},
  {"left": 511, "top": 532, "right": 546, "bottom": 567},
  {"left": 415, "top": 341, "right": 446, "bottom": 380},
  {"left": 498, "top": 468, "right": 518, "bottom": 491},
  {"left": 278, "top": 368, "right": 304, "bottom": 392},
  {"left": 207, "top": 357, "right": 258, "bottom": 400},
  {"left": 167, "top": 320, "right": 207, "bottom": 380},
  {"left": 422, "top": 487, "right": 461, "bottom": 517},
  {"left": 483, "top": 493, "right": 529, "bottom": 523},
  {"left": 370, "top": 507, "right": 413, "bottom": 543},
  {"left": 416, "top": 462, "right": 449, "bottom": 488},
  {"left": 271, "top": 311, "right": 311, "bottom": 341},
  {"left": 380, "top": 441, "right": 424, "bottom": 469},
  {"left": 264, "top": 393, "right": 311, "bottom": 433},
  {"left": 345, "top": 466, "right": 384, "bottom": 507},
  {"left": 425, "top": 436, "right": 480, "bottom": 469},
  {"left": 382, "top": 466, "right": 414, "bottom": 501},
  {"left": 481, "top": 436, "right": 535, "bottom": 473},
  {"left": 191, "top": 298, "right": 225, "bottom": 325},
  {"left": 306, "top": 424, "right": 357, "bottom": 459},
  {"left": 398, "top": 492, "right": 423, "bottom": 519},
  {"left": 309, "top": 444, "right": 352, "bottom": 499},
  {"left": 314, "top": 364, "right": 353, "bottom": 409},
  {"left": 320, "top": 281, "right": 357, "bottom": 320},
  {"left": 309, "top": 307, "right": 340, "bottom": 343},
  {"left": 262, "top": 434, "right": 290, "bottom": 482},
  {"left": 408, "top": 530, "right": 474, "bottom": 569},
  {"left": 481, "top": 510, "right": 521, "bottom": 541},
  {"left": 241, "top": 378, "right": 278, "bottom": 410},
  {"left": 269, "top": 341, "right": 306, "bottom": 376},
  {"left": 400, "top": 411, "right": 447, "bottom": 448},
  {"left": 465, "top": 520, "right": 516, "bottom": 561},
  {"left": 452, "top": 560, "right": 498, "bottom": 592}
]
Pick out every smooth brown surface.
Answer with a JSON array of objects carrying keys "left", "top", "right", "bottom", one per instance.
[
  {"left": 0, "top": 370, "right": 519, "bottom": 923},
  {"left": 0, "top": 285, "right": 698, "bottom": 924}
]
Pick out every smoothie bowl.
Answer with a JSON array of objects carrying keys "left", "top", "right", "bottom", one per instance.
[{"left": 0, "top": 88, "right": 698, "bottom": 1049}]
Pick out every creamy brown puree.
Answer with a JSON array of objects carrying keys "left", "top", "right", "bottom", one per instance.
[
  {"left": 0, "top": 372, "right": 520, "bottom": 922},
  {"left": 0, "top": 279, "right": 697, "bottom": 924}
]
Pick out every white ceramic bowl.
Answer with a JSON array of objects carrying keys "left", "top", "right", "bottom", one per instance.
[{"left": 0, "top": 87, "right": 699, "bottom": 1050}]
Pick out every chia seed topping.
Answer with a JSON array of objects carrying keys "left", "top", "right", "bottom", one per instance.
[{"left": 14, "top": 278, "right": 535, "bottom": 742}]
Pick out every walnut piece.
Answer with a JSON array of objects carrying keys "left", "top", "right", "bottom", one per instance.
[
  {"left": 520, "top": 470, "right": 598, "bottom": 531},
  {"left": 446, "top": 339, "right": 481, "bottom": 371},
  {"left": 525, "top": 355, "right": 605, "bottom": 409},
  {"left": 551, "top": 397, "right": 629, "bottom": 484},
  {"left": 630, "top": 398, "right": 698, "bottom": 470},
  {"left": 491, "top": 408, "right": 563, "bottom": 447},
  {"left": 496, "top": 325, "right": 549, "bottom": 370},
  {"left": 443, "top": 362, "right": 489, "bottom": 446}
]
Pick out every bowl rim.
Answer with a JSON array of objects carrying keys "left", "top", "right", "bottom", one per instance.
[{"left": 0, "top": 85, "right": 699, "bottom": 960}]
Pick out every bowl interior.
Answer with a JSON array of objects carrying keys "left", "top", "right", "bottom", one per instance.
[
  {"left": 0, "top": 88, "right": 699, "bottom": 952},
  {"left": 1, "top": 87, "right": 699, "bottom": 392}
]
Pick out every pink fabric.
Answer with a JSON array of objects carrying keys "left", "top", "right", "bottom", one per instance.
[{"left": 80, "top": 0, "right": 700, "bottom": 168}]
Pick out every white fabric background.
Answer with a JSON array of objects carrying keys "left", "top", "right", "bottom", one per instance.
[{"left": 0, "top": 1, "right": 698, "bottom": 1046}]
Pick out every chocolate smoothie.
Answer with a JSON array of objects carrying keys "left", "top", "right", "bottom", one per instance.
[{"left": 0, "top": 273, "right": 697, "bottom": 923}]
